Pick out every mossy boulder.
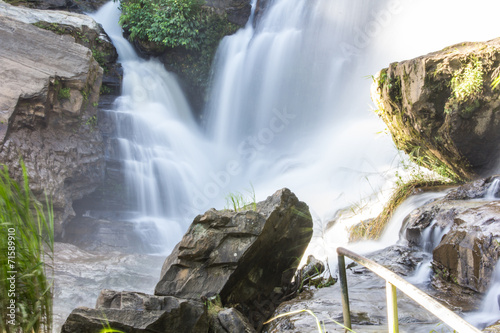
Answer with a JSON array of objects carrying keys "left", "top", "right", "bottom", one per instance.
[{"left": 371, "top": 38, "right": 500, "bottom": 181}]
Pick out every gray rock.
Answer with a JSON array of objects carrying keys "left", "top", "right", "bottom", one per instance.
[
  {"left": 61, "top": 290, "right": 209, "bottom": 333},
  {"left": 155, "top": 188, "right": 313, "bottom": 327},
  {"left": 0, "top": 10, "right": 106, "bottom": 235},
  {"left": 213, "top": 307, "right": 256, "bottom": 333},
  {"left": 0, "top": 1, "right": 100, "bottom": 30}
]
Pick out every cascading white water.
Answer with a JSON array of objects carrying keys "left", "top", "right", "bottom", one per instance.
[
  {"left": 467, "top": 262, "right": 500, "bottom": 329},
  {"left": 485, "top": 178, "right": 500, "bottom": 199},
  {"left": 90, "top": 3, "right": 221, "bottom": 253}
]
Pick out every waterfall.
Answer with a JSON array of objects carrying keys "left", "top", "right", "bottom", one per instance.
[
  {"left": 78, "top": 0, "right": 500, "bottom": 329},
  {"left": 467, "top": 263, "right": 500, "bottom": 329},
  {"left": 90, "top": 0, "right": 500, "bottom": 254},
  {"left": 485, "top": 178, "right": 500, "bottom": 199},
  {"left": 90, "top": 3, "right": 220, "bottom": 254}
]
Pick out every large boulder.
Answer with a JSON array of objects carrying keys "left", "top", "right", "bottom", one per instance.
[
  {"left": 60, "top": 189, "right": 313, "bottom": 331},
  {"left": 403, "top": 176, "right": 500, "bottom": 293},
  {"left": 61, "top": 290, "right": 209, "bottom": 333},
  {"left": 371, "top": 38, "right": 500, "bottom": 180},
  {"left": 0, "top": 10, "right": 105, "bottom": 235},
  {"left": 155, "top": 188, "right": 313, "bottom": 327}
]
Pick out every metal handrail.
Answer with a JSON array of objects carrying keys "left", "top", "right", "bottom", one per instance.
[{"left": 337, "top": 247, "right": 481, "bottom": 333}]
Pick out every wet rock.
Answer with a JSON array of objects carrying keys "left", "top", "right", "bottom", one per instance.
[
  {"left": 205, "top": 0, "right": 252, "bottom": 26},
  {"left": 61, "top": 290, "right": 208, "bottom": 333},
  {"left": 210, "top": 307, "right": 256, "bottom": 333},
  {"left": 403, "top": 177, "right": 500, "bottom": 294},
  {"left": 0, "top": 10, "right": 105, "bottom": 235},
  {"left": 371, "top": 38, "right": 500, "bottom": 180},
  {"left": 263, "top": 245, "right": 450, "bottom": 333},
  {"left": 432, "top": 202, "right": 500, "bottom": 293},
  {"left": 298, "top": 255, "right": 325, "bottom": 286},
  {"left": 155, "top": 188, "right": 313, "bottom": 328}
]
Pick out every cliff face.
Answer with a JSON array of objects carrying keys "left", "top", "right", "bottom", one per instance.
[
  {"left": 0, "top": 7, "right": 107, "bottom": 235},
  {"left": 371, "top": 38, "right": 500, "bottom": 181}
]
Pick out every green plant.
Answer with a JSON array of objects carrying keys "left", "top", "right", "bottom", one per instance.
[
  {"left": 81, "top": 90, "right": 89, "bottom": 101},
  {"left": 491, "top": 73, "right": 500, "bottom": 90},
  {"left": 84, "top": 115, "right": 98, "bottom": 132},
  {"left": 92, "top": 48, "right": 110, "bottom": 70},
  {"left": 119, "top": 0, "right": 204, "bottom": 50},
  {"left": 58, "top": 87, "right": 71, "bottom": 100},
  {"left": 0, "top": 162, "right": 54, "bottom": 333},
  {"left": 100, "top": 85, "right": 112, "bottom": 95},
  {"left": 450, "top": 56, "right": 483, "bottom": 102},
  {"left": 224, "top": 185, "right": 257, "bottom": 212}
]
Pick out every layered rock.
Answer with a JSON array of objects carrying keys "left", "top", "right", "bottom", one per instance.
[
  {"left": 0, "top": 10, "right": 105, "bottom": 235},
  {"left": 155, "top": 188, "right": 313, "bottom": 325},
  {"left": 404, "top": 176, "right": 500, "bottom": 293},
  {"left": 371, "top": 38, "right": 500, "bottom": 180},
  {"left": 61, "top": 189, "right": 313, "bottom": 331}
]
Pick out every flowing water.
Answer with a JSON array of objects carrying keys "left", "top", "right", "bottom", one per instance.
[
  {"left": 55, "top": 0, "right": 500, "bottom": 329},
  {"left": 468, "top": 263, "right": 500, "bottom": 329},
  {"left": 485, "top": 178, "right": 500, "bottom": 200}
]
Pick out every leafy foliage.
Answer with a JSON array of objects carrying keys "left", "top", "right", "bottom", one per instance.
[
  {"left": 0, "top": 162, "right": 54, "bottom": 333},
  {"left": 119, "top": 0, "right": 204, "bottom": 50},
  {"left": 450, "top": 56, "right": 483, "bottom": 102}
]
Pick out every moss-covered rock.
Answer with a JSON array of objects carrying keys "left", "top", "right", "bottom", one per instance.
[{"left": 371, "top": 38, "right": 500, "bottom": 181}]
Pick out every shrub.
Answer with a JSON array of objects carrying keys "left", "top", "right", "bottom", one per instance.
[{"left": 119, "top": 0, "right": 204, "bottom": 50}]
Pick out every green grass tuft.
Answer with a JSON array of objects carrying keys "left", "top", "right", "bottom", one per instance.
[{"left": 0, "top": 162, "right": 54, "bottom": 333}]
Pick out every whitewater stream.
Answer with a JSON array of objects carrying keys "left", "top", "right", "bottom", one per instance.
[{"left": 54, "top": 0, "right": 500, "bottom": 330}]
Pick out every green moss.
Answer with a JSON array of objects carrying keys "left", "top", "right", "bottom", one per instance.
[
  {"left": 32, "top": 22, "right": 66, "bottom": 34},
  {"left": 58, "top": 87, "right": 71, "bottom": 100}
]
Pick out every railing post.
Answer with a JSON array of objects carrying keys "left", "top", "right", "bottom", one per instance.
[
  {"left": 337, "top": 254, "right": 352, "bottom": 332},
  {"left": 386, "top": 281, "right": 399, "bottom": 333}
]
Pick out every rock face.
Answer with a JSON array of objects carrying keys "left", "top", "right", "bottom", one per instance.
[
  {"left": 0, "top": 7, "right": 105, "bottom": 235},
  {"left": 204, "top": 0, "right": 251, "bottom": 26},
  {"left": 61, "top": 189, "right": 313, "bottom": 331},
  {"left": 61, "top": 290, "right": 209, "bottom": 333},
  {"left": 404, "top": 176, "right": 500, "bottom": 293},
  {"left": 155, "top": 188, "right": 313, "bottom": 326},
  {"left": 371, "top": 38, "right": 500, "bottom": 180}
]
